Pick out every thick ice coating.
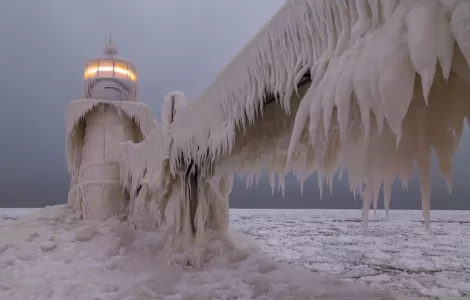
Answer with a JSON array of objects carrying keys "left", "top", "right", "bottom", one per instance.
[
  {"left": 66, "top": 99, "right": 155, "bottom": 220},
  {"left": 66, "top": 0, "right": 470, "bottom": 267},
  {"left": 167, "top": 0, "right": 470, "bottom": 230}
]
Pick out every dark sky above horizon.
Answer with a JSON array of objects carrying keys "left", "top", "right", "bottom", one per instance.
[{"left": 0, "top": 1, "right": 469, "bottom": 210}]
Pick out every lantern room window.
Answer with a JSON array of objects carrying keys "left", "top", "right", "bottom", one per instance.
[{"left": 84, "top": 59, "right": 137, "bottom": 82}]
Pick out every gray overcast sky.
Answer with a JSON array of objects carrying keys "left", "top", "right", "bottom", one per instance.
[{"left": 0, "top": 1, "right": 468, "bottom": 209}]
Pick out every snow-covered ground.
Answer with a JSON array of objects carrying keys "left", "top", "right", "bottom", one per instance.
[{"left": 0, "top": 207, "right": 468, "bottom": 299}]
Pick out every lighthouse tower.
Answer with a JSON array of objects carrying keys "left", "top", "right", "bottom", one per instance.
[{"left": 65, "top": 39, "right": 155, "bottom": 221}]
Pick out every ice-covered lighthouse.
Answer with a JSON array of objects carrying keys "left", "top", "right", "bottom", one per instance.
[{"left": 65, "top": 39, "right": 155, "bottom": 221}]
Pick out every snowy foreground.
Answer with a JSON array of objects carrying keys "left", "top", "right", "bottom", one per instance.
[{"left": 0, "top": 207, "right": 468, "bottom": 300}]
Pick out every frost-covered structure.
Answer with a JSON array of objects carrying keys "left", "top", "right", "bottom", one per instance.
[
  {"left": 66, "top": 0, "right": 470, "bottom": 267},
  {"left": 66, "top": 41, "right": 155, "bottom": 221},
  {"left": 162, "top": 0, "right": 470, "bottom": 248}
]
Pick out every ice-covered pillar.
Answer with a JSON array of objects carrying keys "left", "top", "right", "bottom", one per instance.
[
  {"left": 65, "top": 40, "right": 155, "bottom": 221},
  {"left": 160, "top": 92, "right": 235, "bottom": 257},
  {"left": 162, "top": 92, "right": 198, "bottom": 233}
]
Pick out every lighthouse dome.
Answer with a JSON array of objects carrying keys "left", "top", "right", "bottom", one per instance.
[{"left": 103, "top": 42, "right": 118, "bottom": 57}]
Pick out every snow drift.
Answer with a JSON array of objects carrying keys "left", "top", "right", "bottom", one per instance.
[{"left": 0, "top": 205, "right": 400, "bottom": 300}]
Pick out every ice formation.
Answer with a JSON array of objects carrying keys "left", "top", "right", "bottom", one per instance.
[
  {"left": 66, "top": 0, "right": 470, "bottom": 266},
  {"left": 119, "top": 91, "right": 234, "bottom": 262},
  {"left": 166, "top": 0, "right": 470, "bottom": 234}
]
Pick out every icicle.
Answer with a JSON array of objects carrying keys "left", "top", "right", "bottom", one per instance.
[
  {"left": 269, "top": 171, "right": 276, "bottom": 195},
  {"left": 382, "top": 0, "right": 397, "bottom": 20},
  {"left": 434, "top": 6, "right": 454, "bottom": 80},
  {"left": 368, "top": 0, "right": 381, "bottom": 28},
  {"left": 351, "top": 0, "right": 372, "bottom": 40},
  {"left": 279, "top": 175, "right": 286, "bottom": 197},
  {"left": 378, "top": 32, "right": 416, "bottom": 143},
  {"left": 321, "top": 64, "right": 338, "bottom": 139},
  {"left": 308, "top": 94, "right": 322, "bottom": 153},
  {"left": 415, "top": 100, "right": 432, "bottom": 230},
  {"left": 328, "top": 174, "right": 334, "bottom": 195},
  {"left": 286, "top": 86, "right": 315, "bottom": 165},
  {"left": 335, "top": 52, "right": 355, "bottom": 143},
  {"left": 317, "top": 175, "right": 323, "bottom": 200},
  {"left": 383, "top": 178, "right": 392, "bottom": 218},
  {"left": 333, "top": 0, "right": 351, "bottom": 57},
  {"left": 420, "top": 174, "right": 432, "bottom": 231},
  {"left": 450, "top": 2, "right": 470, "bottom": 67},
  {"left": 405, "top": 1, "right": 441, "bottom": 105},
  {"left": 362, "top": 184, "right": 373, "bottom": 231},
  {"left": 373, "top": 191, "right": 379, "bottom": 216}
]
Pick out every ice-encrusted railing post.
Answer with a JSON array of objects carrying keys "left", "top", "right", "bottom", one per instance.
[
  {"left": 168, "top": 94, "right": 198, "bottom": 234},
  {"left": 167, "top": 93, "right": 198, "bottom": 234},
  {"left": 163, "top": 108, "right": 236, "bottom": 266},
  {"left": 185, "top": 159, "right": 198, "bottom": 234}
]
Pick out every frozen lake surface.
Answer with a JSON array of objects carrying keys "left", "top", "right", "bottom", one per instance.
[
  {"left": 1, "top": 208, "right": 469, "bottom": 298},
  {"left": 231, "top": 209, "right": 470, "bottom": 298}
]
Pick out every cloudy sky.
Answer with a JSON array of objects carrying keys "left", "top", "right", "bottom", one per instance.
[{"left": 0, "top": 0, "right": 468, "bottom": 210}]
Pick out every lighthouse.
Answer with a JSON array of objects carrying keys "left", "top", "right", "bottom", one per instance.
[{"left": 65, "top": 39, "right": 155, "bottom": 221}]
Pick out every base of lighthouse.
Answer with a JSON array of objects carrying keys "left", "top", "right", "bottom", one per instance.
[
  {"left": 67, "top": 102, "right": 154, "bottom": 221},
  {"left": 69, "top": 181, "right": 124, "bottom": 221}
]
